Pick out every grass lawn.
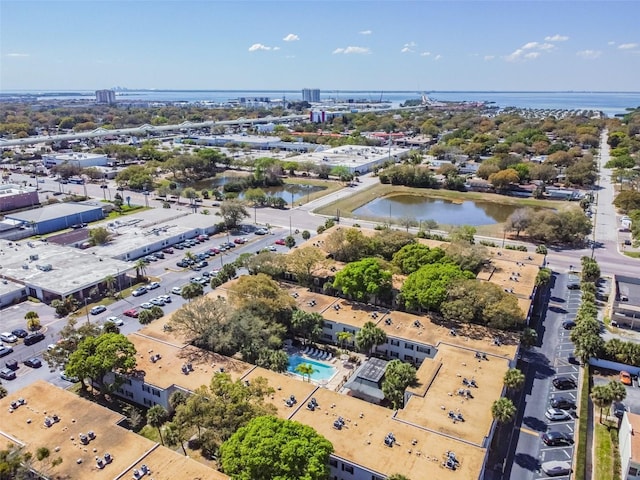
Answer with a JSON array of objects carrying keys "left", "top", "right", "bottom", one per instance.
[
  {"left": 139, "top": 424, "right": 162, "bottom": 443},
  {"left": 283, "top": 177, "right": 343, "bottom": 204},
  {"left": 314, "top": 183, "right": 567, "bottom": 237},
  {"left": 575, "top": 365, "right": 590, "bottom": 480},
  {"left": 623, "top": 251, "right": 640, "bottom": 258},
  {"left": 594, "top": 422, "right": 614, "bottom": 480}
]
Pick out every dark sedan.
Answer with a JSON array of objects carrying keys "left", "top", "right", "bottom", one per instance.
[{"left": 542, "top": 431, "right": 574, "bottom": 447}]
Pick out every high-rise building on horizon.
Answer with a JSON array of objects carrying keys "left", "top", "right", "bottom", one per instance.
[
  {"left": 302, "top": 88, "right": 320, "bottom": 103},
  {"left": 95, "top": 89, "right": 116, "bottom": 104}
]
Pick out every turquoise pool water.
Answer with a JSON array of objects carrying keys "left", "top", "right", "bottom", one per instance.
[{"left": 288, "top": 354, "right": 337, "bottom": 381}]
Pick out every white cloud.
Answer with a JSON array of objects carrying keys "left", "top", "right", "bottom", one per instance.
[
  {"left": 434, "top": 54, "right": 442, "bottom": 61},
  {"left": 522, "top": 42, "right": 539, "bottom": 50},
  {"left": 401, "top": 47, "right": 412, "bottom": 53},
  {"left": 539, "top": 43, "right": 555, "bottom": 51},
  {"left": 283, "top": 33, "right": 299, "bottom": 42},
  {"left": 6, "top": 53, "right": 29, "bottom": 57},
  {"left": 404, "top": 41, "right": 417, "bottom": 48},
  {"left": 608, "top": 41, "right": 616, "bottom": 46},
  {"left": 524, "top": 52, "right": 540, "bottom": 59},
  {"left": 484, "top": 55, "right": 495, "bottom": 61},
  {"left": 359, "top": 29, "right": 372, "bottom": 35},
  {"left": 545, "top": 34, "right": 569, "bottom": 42},
  {"left": 273, "top": 46, "right": 280, "bottom": 51},
  {"left": 332, "top": 46, "right": 370, "bottom": 55},
  {"left": 248, "top": 43, "right": 272, "bottom": 52},
  {"left": 506, "top": 40, "right": 555, "bottom": 61},
  {"left": 420, "top": 51, "right": 431, "bottom": 57},
  {"left": 619, "top": 43, "right": 638, "bottom": 50},
  {"left": 577, "top": 49, "right": 602, "bottom": 59},
  {"left": 506, "top": 49, "right": 524, "bottom": 61}
]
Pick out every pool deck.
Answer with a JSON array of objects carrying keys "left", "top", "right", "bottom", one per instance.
[{"left": 285, "top": 345, "right": 361, "bottom": 391}]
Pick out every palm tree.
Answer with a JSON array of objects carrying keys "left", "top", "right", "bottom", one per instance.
[
  {"left": 295, "top": 363, "right": 315, "bottom": 383},
  {"left": 169, "top": 391, "right": 188, "bottom": 411},
  {"left": 146, "top": 405, "right": 168, "bottom": 445},
  {"left": 591, "top": 384, "right": 612, "bottom": 423},
  {"left": 163, "top": 422, "right": 188, "bottom": 455},
  {"left": 355, "top": 321, "right": 387, "bottom": 356},
  {"left": 184, "top": 250, "right": 196, "bottom": 263},
  {"left": 337, "top": 331, "right": 353, "bottom": 350},
  {"left": 491, "top": 397, "right": 516, "bottom": 425},
  {"left": 503, "top": 368, "right": 526, "bottom": 395},
  {"left": 25, "top": 311, "right": 41, "bottom": 332},
  {"left": 520, "top": 328, "right": 538, "bottom": 349},
  {"left": 104, "top": 275, "right": 116, "bottom": 297},
  {"left": 574, "top": 332, "right": 604, "bottom": 365},
  {"left": 134, "top": 259, "right": 147, "bottom": 281},
  {"left": 607, "top": 380, "right": 627, "bottom": 404},
  {"left": 181, "top": 282, "right": 203, "bottom": 301},
  {"left": 387, "top": 475, "right": 411, "bottom": 480},
  {"left": 0, "top": 384, "right": 7, "bottom": 399}
]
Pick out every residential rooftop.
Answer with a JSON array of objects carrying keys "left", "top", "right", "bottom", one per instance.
[
  {"left": 289, "top": 387, "right": 486, "bottom": 479},
  {"left": 128, "top": 333, "right": 253, "bottom": 391},
  {"left": 0, "top": 183, "right": 37, "bottom": 196},
  {"left": 0, "top": 381, "right": 221, "bottom": 480},
  {"left": 396, "top": 344, "right": 511, "bottom": 446}
]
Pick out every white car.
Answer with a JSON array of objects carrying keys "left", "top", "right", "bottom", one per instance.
[
  {"left": 545, "top": 408, "right": 572, "bottom": 421},
  {"left": 106, "top": 316, "right": 124, "bottom": 326},
  {"left": 140, "top": 302, "right": 154, "bottom": 309},
  {"left": 0, "top": 332, "right": 18, "bottom": 343},
  {"left": 147, "top": 282, "right": 161, "bottom": 290},
  {"left": 150, "top": 297, "right": 166, "bottom": 306},
  {"left": 171, "top": 286, "right": 182, "bottom": 295}
]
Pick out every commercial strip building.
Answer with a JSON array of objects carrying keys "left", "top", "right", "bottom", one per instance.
[
  {"left": 0, "top": 184, "right": 39, "bottom": 212},
  {"left": 185, "top": 134, "right": 315, "bottom": 153},
  {"left": 0, "top": 381, "right": 226, "bottom": 480},
  {"left": 0, "top": 239, "right": 130, "bottom": 303},
  {"left": 620, "top": 411, "right": 640, "bottom": 480},
  {"left": 42, "top": 152, "right": 109, "bottom": 168},
  {"left": 289, "top": 144, "right": 410, "bottom": 175},
  {"left": 612, "top": 275, "right": 640, "bottom": 330}
]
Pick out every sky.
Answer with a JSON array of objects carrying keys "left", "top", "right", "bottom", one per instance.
[{"left": 1, "top": 0, "right": 639, "bottom": 92}]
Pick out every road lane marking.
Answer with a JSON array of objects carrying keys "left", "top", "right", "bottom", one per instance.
[{"left": 520, "top": 427, "right": 540, "bottom": 437}]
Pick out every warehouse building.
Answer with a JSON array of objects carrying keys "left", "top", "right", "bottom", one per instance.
[
  {"left": 42, "top": 152, "right": 109, "bottom": 168},
  {"left": 4, "top": 202, "right": 105, "bottom": 235},
  {"left": 0, "top": 184, "right": 39, "bottom": 212}
]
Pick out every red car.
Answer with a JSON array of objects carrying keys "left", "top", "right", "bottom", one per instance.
[
  {"left": 123, "top": 309, "right": 139, "bottom": 318},
  {"left": 275, "top": 238, "right": 286, "bottom": 245},
  {"left": 234, "top": 237, "right": 247, "bottom": 244},
  {"left": 162, "top": 248, "right": 174, "bottom": 254}
]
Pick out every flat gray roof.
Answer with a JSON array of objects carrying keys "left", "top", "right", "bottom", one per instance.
[
  {"left": 85, "top": 209, "right": 217, "bottom": 259},
  {"left": 0, "top": 240, "right": 131, "bottom": 296},
  {"left": 356, "top": 357, "right": 388, "bottom": 383},
  {"left": 617, "top": 275, "right": 640, "bottom": 306},
  {"left": 0, "top": 277, "right": 25, "bottom": 296},
  {"left": 5, "top": 202, "right": 103, "bottom": 224},
  {"left": 289, "top": 144, "right": 410, "bottom": 169}
]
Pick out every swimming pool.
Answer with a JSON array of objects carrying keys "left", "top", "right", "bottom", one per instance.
[{"left": 288, "top": 354, "right": 337, "bottom": 382}]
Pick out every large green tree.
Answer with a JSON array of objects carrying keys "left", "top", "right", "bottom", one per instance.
[
  {"left": 65, "top": 333, "right": 137, "bottom": 393},
  {"left": 332, "top": 257, "right": 392, "bottom": 303},
  {"left": 220, "top": 199, "right": 250, "bottom": 230},
  {"left": 220, "top": 416, "right": 333, "bottom": 480},
  {"left": 291, "top": 310, "right": 324, "bottom": 345},
  {"left": 401, "top": 263, "right": 475, "bottom": 312},
  {"left": 392, "top": 243, "right": 446, "bottom": 275}
]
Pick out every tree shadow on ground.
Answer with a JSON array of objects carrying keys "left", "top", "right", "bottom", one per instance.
[
  {"left": 515, "top": 452, "right": 541, "bottom": 472},
  {"left": 522, "top": 415, "right": 547, "bottom": 432}
]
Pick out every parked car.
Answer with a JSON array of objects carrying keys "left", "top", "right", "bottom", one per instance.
[
  {"left": 255, "top": 228, "right": 268, "bottom": 235},
  {"left": 162, "top": 248, "right": 174, "bottom": 254},
  {"left": 90, "top": 305, "right": 107, "bottom": 315},
  {"left": 620, "top": 371, "right": 632, "bottom": 386},
  {"left": 197, "top": 234, "right": 209, "bottom": 241},
  {"left": 24, "top": 357, "right": 42, "bottom": 368},
  {"left": 154, "top": 252, "right": 165, "bottom": 259},
  {"left": 140, "top": 302, "right": 153, "bottom": 309},
  {"left": 60, "top": 371, "right": 79, "bottom": 382},
  {"left": 552, "top": 376, "right": 577, "bottom": 390},
  {"left": 550, "top": 396, "right": 576, "bottom": 410},
  {"left": 0, "top": 346, "right": 14, "bottom": 357},
  {"left": 106, "top": 316, "right": 124, "bottom": 326},
  {"left": 207, "top": 248, "right": 218, "bottom": 255},
  {"left": 0, "top": 332, "right": 18, "bottom": 343},
  {"left": 173, "top": 243, "right": 185, "bottom": 250},
  {"left": 11, "top": 328, "right": 28, "bottom": 338},
  {"left": 545, "top": 408, "right": 572, "bottom": 421},
  {"left": 5, "top": 359, "right": 18, "bottom": 370},
  {"left": 24, "top": 332, "right": 45, "bottom": 346},
  {"left": 562, "top": 320, "right": 576, "bottom": 330},
  {"left": 147, "top": 282, "right": 161, "bottom": 290},
  {"left": 150, "top": 297, "right": 165, "bottom": 306},
  {"left": 132, "top": 286, "right": 148, "bottom": 297},
  {"left": 171, "top": 286, "right": 183, "bottom": 295},
  {"left": 542, "top": 431, "right": 574, "bottom": 446},
  {"left": 266, "top": 245, "right": 277, "bottom": 252},
  {"left": 541, "top": 460, "right": 572, "bottom": 477},
  {"left": 0, "top": 367, "right": 16, "bottom": 380},
  {"left": 612, "top": 401, "right": 627, "bottom": 419},
  {"left": 176, "top": 260, "right": 189, "bottom": 268},
  {"left": 275, "top": 238, "right": 286, "bottom": 245},
  {"left": 234, "top": 237, "right": 247, "bottom": 244},
  {"left": 196, "top": 261, "right": 208, "bottom": 268},
  {"left": 123, "top": 309, "right": 139, "bottom": 318},
  {"left": 159, "top": 295, "right": 171, "bottom": 303}
]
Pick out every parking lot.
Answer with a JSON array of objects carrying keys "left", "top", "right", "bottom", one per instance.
[{"left": 0, "top": 225, "right": 292, "bottom": 395}]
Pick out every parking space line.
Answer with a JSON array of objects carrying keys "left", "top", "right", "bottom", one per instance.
[{"left": 520, "top": 427, "right": 540, "bottom": 437}]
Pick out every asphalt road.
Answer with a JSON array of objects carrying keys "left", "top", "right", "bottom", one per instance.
[
  {"left": 0, "top": 226, "right": 291, "bottom": 395},
  {"left": 506, "top": 273, "right": 581, "bottom": 480}
]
